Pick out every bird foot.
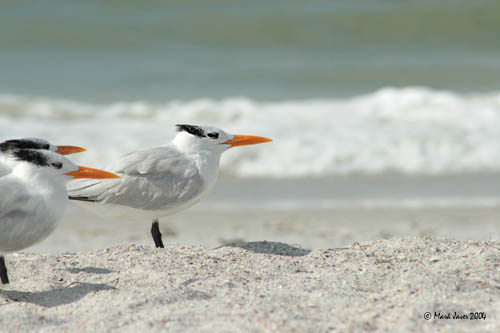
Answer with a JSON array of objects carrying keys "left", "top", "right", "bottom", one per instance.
[{"left": 151, "top": 220, "right": 165, "bottom": 248}]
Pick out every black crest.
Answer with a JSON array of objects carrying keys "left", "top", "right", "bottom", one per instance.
[
  {"left": 0, "top": 139, "right": 50, "bottom": 153},
  {"left": 175, "top": 124, "right": 206, "bottom": 138},
  {"left": 12, "top": 149, "right": 50, "bottom": 167}
]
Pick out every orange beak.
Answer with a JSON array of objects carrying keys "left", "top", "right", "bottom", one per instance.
[
  {"left": 56, "top": 145, "right": 87, "bottom": 155},
  {"left": 65, "top": 166, "right": 119, "bottom": 179},
  {"left": 221, "top": 134, "right": 272, "bottom": 147}
]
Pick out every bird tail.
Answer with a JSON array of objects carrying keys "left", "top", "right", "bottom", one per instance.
[{"left": 68, "top": 196, "right": 96, "bottom": 202}]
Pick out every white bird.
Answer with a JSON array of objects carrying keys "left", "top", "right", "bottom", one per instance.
[
  {"left": 68, "top": 124, "right": 271, "bottom": 248},
  {"left": 0, "top": 147, "right": 119, "bottom": 284}
]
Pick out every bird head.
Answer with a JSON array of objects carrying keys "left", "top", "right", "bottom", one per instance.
[
  {"left": 11, "top": 149, "right": 118, "bottom": 183},
  {"left": 0, "top": 138, "right": 86, "bottom": 155},
  {"left": 173, "top": 124, "right": 271, "bottom": 153}
]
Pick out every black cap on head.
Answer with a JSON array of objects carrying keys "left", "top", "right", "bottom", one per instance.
[
  {"left": 12, "top": 149, "right": 50, "bottom": 167},
  {"left": 175, "top": 124, "right": 206, "bottom": 138},
  {"left": 0, "top": 139, "right": 50, "bottom": 153}
]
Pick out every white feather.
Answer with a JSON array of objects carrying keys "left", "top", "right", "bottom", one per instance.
[{"left": 0, "top": 151, "right": 76, "bottom": 252}]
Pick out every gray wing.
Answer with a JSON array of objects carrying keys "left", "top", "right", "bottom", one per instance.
[{"left": 67, "top": 146, "right": 204, "bottom": 211}]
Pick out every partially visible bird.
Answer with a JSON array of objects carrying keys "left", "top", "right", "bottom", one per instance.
[
  {"left": 68, "top": 124, "right": 272, "bottom": 248},
  {"left": 0, "top": 147, "right": 119, "bottom": 284},
  {"left": 0, "top": 137, "right": 86, "bottom": 155}
]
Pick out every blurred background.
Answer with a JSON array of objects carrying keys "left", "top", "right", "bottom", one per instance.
[{"left": 1, "top": 0, "right": 500, "bottom": 251}]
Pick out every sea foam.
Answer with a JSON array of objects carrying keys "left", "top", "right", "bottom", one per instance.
[{"left": 2, "top": 87, "right": 500, "bottom": 178}]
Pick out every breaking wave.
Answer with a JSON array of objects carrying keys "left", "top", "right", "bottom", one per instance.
[{"left": 2, "top": 87, "right": 500, "bottom": 178}]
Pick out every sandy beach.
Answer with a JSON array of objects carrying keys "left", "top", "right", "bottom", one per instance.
[
  {"left": 1, "top": 237, "right": 499, "bottom": 332},
  {"left": 30, "top": 203, "right": 500, "bottom": 253},
  {"left": 0, "top": 198, "right": 496, "bottom": 331}
]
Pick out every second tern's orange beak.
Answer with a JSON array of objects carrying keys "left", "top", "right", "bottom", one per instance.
[
  {"left": 65, "top": 166, "right": 119, "bottom": 179},
  {"left": 221, "top": 134, "right": 272, "bottom": 148},
  {"left": 56, "top": 145, "right": 86, "bottom": 155}
]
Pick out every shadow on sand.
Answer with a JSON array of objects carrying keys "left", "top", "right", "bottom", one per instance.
[
  {"left": 0, "top": 282, "right": 116, "bottom": 308},
  {"left": 219, "top": 240, "right": 311, "bottom": 257},
  {"left": 66, "top": 267, "right": 114, "bottom": 274}
]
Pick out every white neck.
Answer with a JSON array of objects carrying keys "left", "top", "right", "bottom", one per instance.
[{"left": 171, "top": 133, "right": 226, "bottom": 189}]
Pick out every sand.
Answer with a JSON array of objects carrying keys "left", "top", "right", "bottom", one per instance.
[
  {"left": 1, "top": 237, "right": 499, "bottom": 332},
  {"left": 4, "top": 191, "right": 500, "bottom": 332},
  {"left": 31, "top": 204, "right": 500, "bottom": 253}
]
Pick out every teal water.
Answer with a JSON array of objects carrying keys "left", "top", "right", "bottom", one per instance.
[{"left": 1, "top": 0, "right": 500, "bottom": 102}]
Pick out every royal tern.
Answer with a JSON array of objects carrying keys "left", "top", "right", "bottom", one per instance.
[
  {"left": 68, "top": 124, "right": 271, "bottom": 248},
  {"left": 0, "top": 148, "right": 119, "bottom": 284}
]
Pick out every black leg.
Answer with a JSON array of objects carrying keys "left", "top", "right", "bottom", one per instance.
[
  {"left": 151, "top": 219, "right": 164, "bottom": 248},
  {"left": 0, "top": 255, "right": 9, "bottom": 285}
]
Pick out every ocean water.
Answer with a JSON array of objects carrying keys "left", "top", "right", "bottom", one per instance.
[
  {"left": 2, "top": 1, "right": 500, "bottom": 206},
  {"left": 0, "top": 1, "right": 499, "bottom": 101}
]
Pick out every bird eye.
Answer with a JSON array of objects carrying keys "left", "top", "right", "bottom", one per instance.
[
  {"left": 51, "top": 162, "right": 63, "bottom": 169},
  {"left": 207, "top": 132, "right": 219, "bottom": 139}
]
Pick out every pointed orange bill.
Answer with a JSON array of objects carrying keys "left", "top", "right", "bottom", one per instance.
[
  {"left": 221, "top": 134, "right": 272, "bottom": 147},
  {"left": 65, "top": 166, "right": 119, "bottom": 179},
  {"left": 56, "top": 145, "right": 87, "bottom": 155}
]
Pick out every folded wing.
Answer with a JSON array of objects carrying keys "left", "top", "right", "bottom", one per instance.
[{"left": 67, "top": 146, "right": 204, "bottom": 211}]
